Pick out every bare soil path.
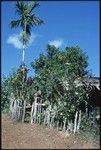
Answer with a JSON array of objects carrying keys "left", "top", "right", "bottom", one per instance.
[{"left": 1, "top": 114, "right": 100, "bottom": 149}]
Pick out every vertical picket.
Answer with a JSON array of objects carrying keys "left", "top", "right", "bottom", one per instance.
[{"left": 73, "top": 111, "right": 78, "bottom": 134}]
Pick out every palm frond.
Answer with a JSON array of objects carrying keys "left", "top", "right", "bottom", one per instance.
[
  {"left": 10, "top": 1, "right": 44, "bottom": 45},
  {"left": 10, "top": 19, "right": 21, "bottom": 28},
  {"left": 15, "top": 1, "right": 27, "bottom": 15},
  {"left": 15, "top": 1, "right": 22, "bottom": 14},
  {"left": 28, "top": 2, "right": 40, "bottom": 14},
  {"left": 30, "top": 15, "right": 44, "bottom": 25},
  {"left": 16, "top": 1, "right": 25, "bottom": 10},
  {"left": 15, "top": 1, "right": 21, "bottom": 9}
]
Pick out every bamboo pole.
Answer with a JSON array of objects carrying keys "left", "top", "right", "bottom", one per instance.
[
  {"left": 31, "top": 102, "right": 34, "bottom": 124},
  {"left": 17, "top": 100, "right": 20, "bottom": 120},
  {"left": 73, "top": 111, "right": 78, "bottom": 134},
  {"left": 37, "top": 104, "right": 39, "bottom": 123},
  {"left": 12, "top": 100, "right": 18, "bottom": 121},
  {"left": 33, "top": 97, "right": 37, "bottom": 123},
  {"left": 63, "top": 118, "right": 67, "bottom": 131},
  {"left": 44, "top": 110, "right": 47, "bottom": 125}
]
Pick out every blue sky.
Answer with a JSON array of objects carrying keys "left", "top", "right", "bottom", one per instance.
[{"left": 1, "top": 1, "right": 99, "bottom": 77}]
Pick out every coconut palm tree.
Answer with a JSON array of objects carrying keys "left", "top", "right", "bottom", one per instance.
[
  {"left": 10, "top": 1, "right": 44, "bottom": 64},
  {"left": 10, "top": 1, "right": 44, "bottom": 122}
]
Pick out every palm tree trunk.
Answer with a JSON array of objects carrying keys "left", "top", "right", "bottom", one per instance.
[
  {"left": 22, "top": 45, "right": 25, "bottom": 63},
  {"left": 21, "top": 24, "right": 26, "bottom": 122}
]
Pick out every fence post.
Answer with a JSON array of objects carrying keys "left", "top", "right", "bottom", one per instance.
[
  {"left": 63, "top": 118, "right": 67, "bottom": 131},
  {"left": 73, "top": 111, "right": 78, "bottom": 134},
  {"left": 31, "top": 102, "right": 34, "bottom": 124}
]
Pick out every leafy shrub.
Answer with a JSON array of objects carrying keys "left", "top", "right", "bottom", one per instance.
[{"left": 80, "top": 114, "right": 100, "bottom": 143}]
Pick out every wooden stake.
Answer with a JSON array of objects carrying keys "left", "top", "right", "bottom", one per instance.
[
  {"left": 31, "top": 102, "right": 34, "bottom": 124},
  {"left": 63, "top": 118, "right": 66, "bottom": 131},
  {"left": 73, "top": 111, "right": 78, "bottom": 134},
  {"left": 33, "top": 97, "right": 37, "bottom": 123}
]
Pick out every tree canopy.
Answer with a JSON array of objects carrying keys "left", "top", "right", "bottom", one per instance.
[{"left": 31, "top": 45, "right": 89, "bottom": 119}]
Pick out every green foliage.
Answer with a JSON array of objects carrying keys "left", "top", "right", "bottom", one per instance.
[
  {"left": 1, "top": 76, "right": 12, "bottom": 111},
  {"left": 2, "top": 44, "right": 89, "bottom": 122},
  {"left": 31, "top": 54, "right": 47, "bottom": 74},
  {"left": 31, "top": 45, "right": 89, "bottom": 119},
  {"left": 46, "top": 44, "right": 59, "bottom": 58},
  {"left": 2, "top": 65, "right": 29, "bottom": 111},
  {"left": 65, "top": 46, "right": 88, "bottom": 77},
  {"left": 80, "top": 114, "right": 100, "bottom": 143},
  {"left": 7, "top": 65, "right": 27, "bottom": 98}
]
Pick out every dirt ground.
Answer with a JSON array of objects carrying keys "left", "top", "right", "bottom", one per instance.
[{"left": 1, "top": 114, "right": 100, "bottom": 149}]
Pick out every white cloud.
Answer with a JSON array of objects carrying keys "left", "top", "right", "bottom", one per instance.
[
  {"left": 7, "top": 34, "right": 23, "bottom": 49},
  {"left": 7, "top": 32, "right": 37, "bottom": 49},
  {"left": 48, "top": 39, "right": 63, "bottom": 48}
]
